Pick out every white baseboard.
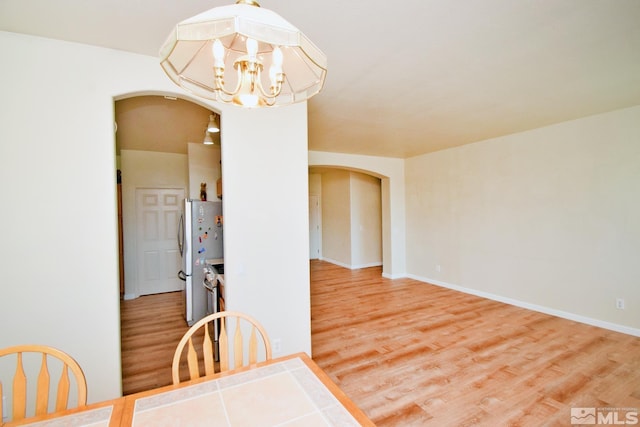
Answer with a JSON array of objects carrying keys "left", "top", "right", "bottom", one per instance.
[
  {"left": 382, "top": 272, "right": 406, "bottom": 280},
  {"left": 352, "top": 262, "right": 383, "bottom": 269},
  {"left": 407, "top": 274, "right": 640, "bottom": 338},
  {"left": 319, "top": 257, "right": 350, "bottom": 269},
  {"left": 123, "top": 293, "right": 137, "bottom": 301},
  {"left": 320, "top": 257, "right": 382, "bottom": 270}
]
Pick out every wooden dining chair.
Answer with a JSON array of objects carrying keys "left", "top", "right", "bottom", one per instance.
[
  {"left": 0, "top": 344, "right": 87, "bottom": 423},
  {"left": 172, "top": 311, "right": 272, "bottom": 384}
]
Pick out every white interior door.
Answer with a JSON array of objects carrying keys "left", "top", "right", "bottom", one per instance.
[
  {"left": 309, "top": 195, "right": 321, "bottom": 259},
  {"left": 136, "top": 188, "right": 185, "bottom": 295}
]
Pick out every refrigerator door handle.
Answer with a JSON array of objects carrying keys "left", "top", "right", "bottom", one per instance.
[{"left": 177, "top": 213, "right": 185, "bottom": 257}]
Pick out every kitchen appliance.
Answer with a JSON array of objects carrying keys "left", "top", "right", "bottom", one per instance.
[
  {"left": 202, "top": 264, "right": 222, "bottom": 360},
  {"left": 177, "top": 199, "right": 223, "bottom": 326}
]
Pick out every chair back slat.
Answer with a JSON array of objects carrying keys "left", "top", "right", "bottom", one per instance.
[
  {"left": 0, "top": 345, "right": 86, "bottom": 423},
  {"left": 54, "top": 365, "right": 70, "bottom": 412},
  {"left": 13, "top": 352, "right": 27, "bottom": 420},
  {"left": 218, "top": 317, "right": 229, "bottom": 372},
  {"left": 172, "top": 311, "right": 271, "bottom": 384},
  {"left": 249, "top": 327, "right": 258, "bottom": 364},
  {"left": 203, "top": 323, "right": 215, "bottom": 376},
  {"left": 233, "top": 318, "right": 243, "bottom": 368},
  {"left": 186, "top": 339, "right": 199, "bottom": 381},
  {"left": 35, "top": 354, "right": 50, "bottom": 416}
]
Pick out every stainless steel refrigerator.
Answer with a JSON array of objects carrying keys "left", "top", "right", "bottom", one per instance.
[{"left": 177, "top": 199, "right": 223, "bottom": 326}]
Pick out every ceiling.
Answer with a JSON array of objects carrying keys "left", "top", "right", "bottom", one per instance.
[
  {"left": 2, "top": 0, "right": 639, "bottom": 158},
  {"left": 115, "top": 96, "right": 218, "bottom": 155}
]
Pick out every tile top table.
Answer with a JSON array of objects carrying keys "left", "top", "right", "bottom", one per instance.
[
  {"left": 4, "top": 399, "right": 123, "bottom": 427},
  {"left": 5, "top": 353, "right": 373, "bottom": 427},
  {"left": 122, "top": 353, "right": 374, "bottom": 426}
]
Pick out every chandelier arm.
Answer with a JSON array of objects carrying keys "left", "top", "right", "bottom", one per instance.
[
  {"left": 256, "top": 80, "right": 280, "bottom": 99},
  {"left": 212, "top": 66, "right": 244, "bottom": 97},
  {"left": 255, "top": 69, "right": 272, "bottom": 99},
  {"left": 215, "top": 91, "right": 235, "bottom": 104},
  {"left": 255, "top": 70, "right": 284, "bottom": 99},
  {"left": 272, "top": 76, "right": 284, "bottom": 97},
  {"left": 214, "top": 79, "right": 240, "bottom": 97}
]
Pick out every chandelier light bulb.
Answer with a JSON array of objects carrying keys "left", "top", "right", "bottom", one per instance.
[
  {"left": 272, "top": 46, "right": 283, "bottom": 67},
  {"left": 212, "top": 39, "right": 225, "bottom": 68},
  {"left": 269, "top": 65, "right": 278, "bottom": 87},
  {"left": 246, "top": 38, "right": 258, "bottom": 60},
  {"left": 269, "top": 46, "right": 284, "bottom": 91}
]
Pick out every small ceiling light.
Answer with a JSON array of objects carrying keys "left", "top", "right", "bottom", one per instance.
[
  {"left": 207, "top": 114, "right": 220, "bottom": 133},
  {"left": 203, "top": 132, "right": 214, "bottom": 145},
  {"left": 160, "top": 0, "right": 327, "bottom": 108}
]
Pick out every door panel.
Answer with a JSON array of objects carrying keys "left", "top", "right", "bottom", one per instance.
[{"left": 136, "top": 188, "right": 185, "bottom": 295}]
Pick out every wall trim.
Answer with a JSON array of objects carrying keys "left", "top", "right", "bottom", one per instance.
[
  {"left": 407, "top": 274, "right": 640, "bottom": 338},
  {"left": 319, "top": 257, "right": 350, "bottom": 269},
  {"left": 320, "top": 258, "right": 382, "bottom": 270},
  {"left": 352, "top": 262, "right": 383, "bottom": 269},
  {"left": 382, "top": 272, "right": 406, "bottom": 280}
]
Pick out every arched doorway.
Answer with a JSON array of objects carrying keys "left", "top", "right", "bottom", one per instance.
[
  {"left": 114, "top": 94, "right": 221, "bottom": 299},
  {"left": 308, "top": 167, "right": 383, "bottom": 270},
  {"left": 308, "top": 151, "right": 406, "bottom": 279}
]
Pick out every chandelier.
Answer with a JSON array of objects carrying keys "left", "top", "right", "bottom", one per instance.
[{"left": 160, "top": 0, "right": 327, "bottom": 108}]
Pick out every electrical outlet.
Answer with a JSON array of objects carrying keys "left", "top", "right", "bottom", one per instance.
[
  {"left": 436, "top": 264, "right": 441, "bottom": 272},
  {"left": 616, "top": 298, "right": 625, "bottom": 310},
  {"left": 273, "top": 338, "right": 282, "bottom": 354}
]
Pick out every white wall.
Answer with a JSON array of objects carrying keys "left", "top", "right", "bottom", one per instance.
[
  {"left": 350, "top": 173, "right": 382, "bottom": 268},
  {"left": 221, "top": 105, "right": 311, "bottom": 358},
  {"left": 0, "top": 31, "right": 312, "bottom": 402},
  {"left": 321, "top": 170, "right": 352, "bottom": 266},
  {"left": 120, "top": 149, "right": 188, "bottom": 299},
  {"left": 405, "top": 105, "right": 640, "bottom": 334}
]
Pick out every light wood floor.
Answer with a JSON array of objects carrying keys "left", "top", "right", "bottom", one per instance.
[
  {"left": 120, "top": 290, "right": 188, "bottom": 395},
  {"left": 310, "top": 261, "right": 640, "bottom": 426},
  {"left": 121, "top": 261, "right": 640, "bottom": 426}
]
